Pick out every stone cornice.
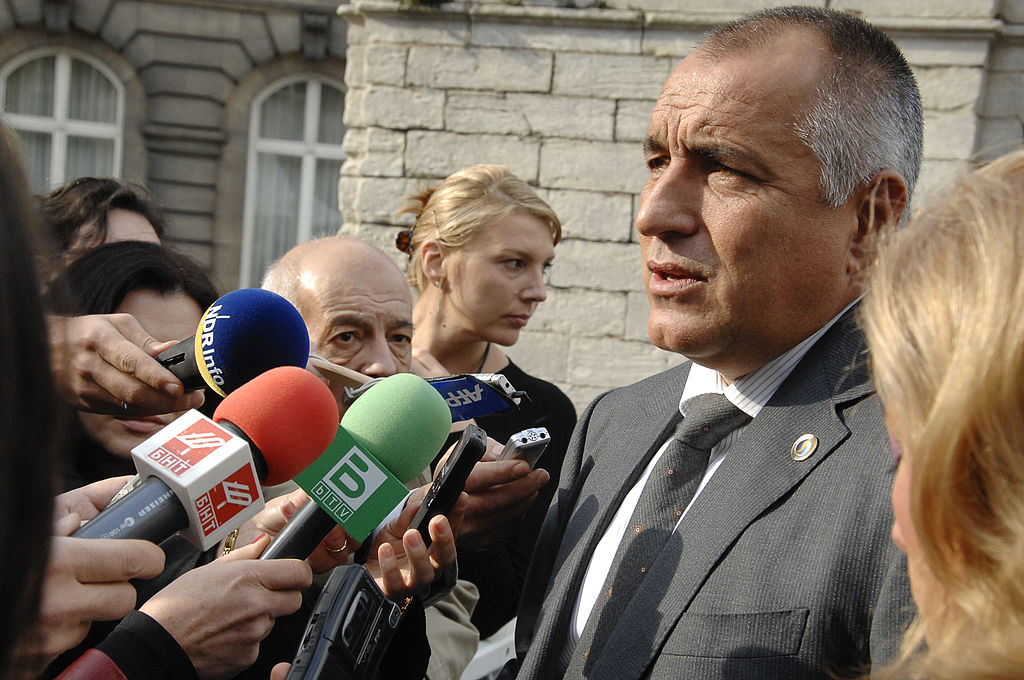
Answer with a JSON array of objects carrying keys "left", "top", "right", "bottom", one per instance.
[
  {"left": 338, "top": 1, "right": 1010, "bottom": 40},
  {"left": 338, "top": 1, "right": 642, "bottom": 28},
  {"left": 141, "top": 0, "right": 342, "bottom": 11}
]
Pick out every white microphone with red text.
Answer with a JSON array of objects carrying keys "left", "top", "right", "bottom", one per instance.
[{"left": 74, "top": 366, "right": 339, "bottom": 550}]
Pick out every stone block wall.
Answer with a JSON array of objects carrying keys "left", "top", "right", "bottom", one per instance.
[{"left": 337, "top": 0, "right": 1024, "bottom": 411}]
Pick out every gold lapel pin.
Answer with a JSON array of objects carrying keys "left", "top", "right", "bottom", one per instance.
[{"left": 791, "top": 434, "right": 818, "bottom": 461}]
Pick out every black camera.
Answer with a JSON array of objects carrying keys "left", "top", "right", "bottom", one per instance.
[{"left": 285, "top": 564, "right": 402, "bottom": 680}]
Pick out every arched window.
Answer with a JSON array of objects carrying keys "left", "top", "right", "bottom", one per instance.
[
  {"left": 0, "top": 48, "right": 124, "bottom": 193},
  {"left": 241, "top": 77, "right": 347, "bottom": 286}
]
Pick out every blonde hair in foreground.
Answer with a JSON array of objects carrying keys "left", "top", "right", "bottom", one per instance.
[
  {"left": 863, "top": 147, "right": 1024, "bottom": 679},
  {"left": 397, "top": 164, "right": 561, "bottom": 292}
]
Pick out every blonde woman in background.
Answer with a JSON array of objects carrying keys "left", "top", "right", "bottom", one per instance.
[
  {"left": 397, "top": 164, "right": 578, "bottom": 640},
  {"left": 863, "top": 147, "right": 1024, "bottom": 679}
]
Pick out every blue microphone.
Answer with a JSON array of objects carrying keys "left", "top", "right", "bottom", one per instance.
[{"left": 157, "top": 288, "right": 310, "bottom": 397}]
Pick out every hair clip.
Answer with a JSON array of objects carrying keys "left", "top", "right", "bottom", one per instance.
[{"left": 395, "top": 229, "right": 413, "bottom": 254}]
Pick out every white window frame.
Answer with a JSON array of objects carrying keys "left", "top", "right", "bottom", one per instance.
[
  {"left": 0, "top": 47, "right": 124, "bottom": 189},
  {"left": 240, "top": 76, "right": 347, "bottom": 287}
]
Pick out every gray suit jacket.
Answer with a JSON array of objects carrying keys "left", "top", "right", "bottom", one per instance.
[{"left": 510, "top": 309, "right": 912, "bottom": 679}]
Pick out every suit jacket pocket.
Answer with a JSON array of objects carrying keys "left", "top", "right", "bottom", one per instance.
[{"left": 661, "top": 608, "right": 810, "bottom": 658}]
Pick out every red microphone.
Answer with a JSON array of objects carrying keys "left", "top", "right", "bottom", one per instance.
[{"left": 73, "top": 366, "right": 338, "bottom": 550}]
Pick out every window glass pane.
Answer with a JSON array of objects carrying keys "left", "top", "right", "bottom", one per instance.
[
  {"left": 259, "top": 83, "right": 305, "bottom": 141},
  {"left": 250, "top": 152, "right": 301, "bottom": 285},
  {"left": 18, "top": 130, "right": 51, "bottom": 193},
  {"left": 66, "top": 136, "right": 114, "bottom": 182},
  {"left": 6, "top": 56, "right": 55, "bottom": 116},
  {"left": 68, "top": 59, "right": 117, "bottom": 123},
  {"left": 312, "top": 158, "right": 342, "bottom": 238},
  {"left": 317, "top": 83, "right": 345, "bottom": 145}
]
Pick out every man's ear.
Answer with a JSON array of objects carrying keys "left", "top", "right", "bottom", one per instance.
[
  {"left": 420, "top": 239, "right": 445, "bottom": 285},
  {"left": 849, "top": 169, "right": 908, "bottom": 280}
]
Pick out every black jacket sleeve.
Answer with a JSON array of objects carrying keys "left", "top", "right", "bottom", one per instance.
[{"left": 94, "top": 610, "right": 199, "bottom": 680}]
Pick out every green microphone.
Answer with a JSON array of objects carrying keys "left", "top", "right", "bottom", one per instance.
[{"left": 262, "top": 373, "right": 451, "bottom": 559}]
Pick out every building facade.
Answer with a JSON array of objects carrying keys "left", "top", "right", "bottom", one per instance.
[
  {"left": 0, "top": 0, "right": 349, "bottom": 288},
  {"left": 1, "top": 0, "right": 1021, "bottom": 409}
]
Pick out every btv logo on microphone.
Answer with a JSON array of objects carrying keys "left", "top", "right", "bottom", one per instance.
[
  {"left": 315, "top": 446, "right": 387, "bottom": 520},
  {"left": 295, "top": 428, "right": 409, "bottom": 542},
  {"left": 146, "top": 420, "right": 230, "bottom": 477}
]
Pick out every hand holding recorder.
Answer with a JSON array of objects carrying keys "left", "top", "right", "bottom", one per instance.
[{"left": 453, "top": 432, "right": 551, "bottom": 551}]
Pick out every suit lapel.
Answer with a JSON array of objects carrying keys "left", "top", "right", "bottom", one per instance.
[
  {"left": 521, "top": 364, "right": 690, "bottom": 676},
  {"left": 592, "top": 310, "right": 874, "bottom": 679}
]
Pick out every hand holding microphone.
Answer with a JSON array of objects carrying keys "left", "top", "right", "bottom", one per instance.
[
  {"left": 47, "top": 313, "right": 205, "bottom": 417},
  {"left": 49, "top": 288, "right": 310, "bottom": 419},
  {"left": 137, "top": 534, "right": 312, "bottom": 680},
  {"left": 40, "top": 365, "right": 336, "bottom": 678},
  {"left": 42, "top": 516, "right": 315, "bottom": 680},
  {"left": 250, "top": 488, "right": 461, "bottom": 602},
  {"left": 12, "top": 502, "right": 166, "bottom": 675},
  {"left": 53, "top": 476, "right": 134, "bottom": 524},
  {"left": 157, "top": 288, "right": 310, "bottom": 397},
  {"left": 244, "top": 487, "right": 354, "bottom": 573},
  {"left": 259, "top": 372, "right": 467, "bottom": 602}
]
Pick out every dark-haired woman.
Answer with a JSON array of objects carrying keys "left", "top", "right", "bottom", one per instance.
[
  {"left": 40, "top": 177, "right": 166, "bottom": 271},
  {"left": 47, "top": 240, "right": 219, "bottom": 490}
]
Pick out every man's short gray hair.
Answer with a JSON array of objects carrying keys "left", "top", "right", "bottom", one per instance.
[{"left": 701, "top": 6, "right": 924, "bottom": 213}]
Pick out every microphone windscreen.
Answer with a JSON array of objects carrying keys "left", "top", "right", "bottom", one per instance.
[
  {"left": 341, "top": 373, "right": 452, "bottom": 483},
  {"left": 195, "top": 288, "right": 310, "bottom": 395},
  {"left": 214, "top": 366, "right": 339, "bottom": 485}
]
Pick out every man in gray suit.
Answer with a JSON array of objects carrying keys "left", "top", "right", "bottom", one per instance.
[{"left": 509, "top": 7, "right": 922, "bottom": 679}]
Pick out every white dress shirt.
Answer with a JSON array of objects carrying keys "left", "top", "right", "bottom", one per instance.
[{"left": 568, "top": 299, "right": 860, "bottom": 643}]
